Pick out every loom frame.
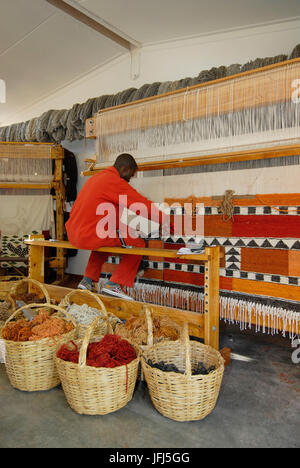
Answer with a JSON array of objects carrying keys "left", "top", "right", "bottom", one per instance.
[
  {"left": 24, "top": 238, "right": 222, "bottom": 351},
  {"left": 0, "top": 142, "right": 66, "bottom": 280}
]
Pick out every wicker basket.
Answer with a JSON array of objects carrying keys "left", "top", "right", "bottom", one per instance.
[
  {"left": 61, "top": 289, "right": 120, "bottom": 339},
  {"left": 55, "top": 316, "right": 140, "bottom": 415},
  {"left": 1, "top": 303, "right": 77, "bottom": 392},
  {"left": 141, "top": 322, "right": 224, "bottom": 422},
  {"left": 10, "top": 278, "right": 51, "bottom": 308}
]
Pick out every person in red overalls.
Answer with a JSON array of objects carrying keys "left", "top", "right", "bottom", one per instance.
[{"left": 66, "top": 153, "right": 167, "bottom": 301}]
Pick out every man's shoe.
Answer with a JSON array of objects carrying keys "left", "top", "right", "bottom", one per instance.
[
  {"left": 78, "top": 277, "right": 93, "bottom": 291},
  {"left": 102, "top": 282, "right": 134, "bottom": 301}
]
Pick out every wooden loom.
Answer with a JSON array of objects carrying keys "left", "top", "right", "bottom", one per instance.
[
  {"left": 0, "top": 142, "right": 66, "bottom": 280},
  {"left": 24, "top": 238, "right": 223, "bottom": 351},
  {"left": 80, "top": 56, "right": 300, "bottom": 342}
]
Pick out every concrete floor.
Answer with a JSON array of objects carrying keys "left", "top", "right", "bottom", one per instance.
[{"left": 0, "top": 328, "right": 299, "bottom": 448}]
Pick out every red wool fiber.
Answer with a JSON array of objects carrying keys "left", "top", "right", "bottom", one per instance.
[{"left": 57, "top": 334, "right": 136, "bottom": 368}]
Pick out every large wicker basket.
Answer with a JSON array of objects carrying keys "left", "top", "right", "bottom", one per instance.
[
  {"left": 60, "top": 288, "right": 120, "bottom": 339},
  {"left": 1, "top": 303, "right": 77, "bottom": 392},
  {"left": 55, "top": 315, "right": 140, "bottom": 415},
  {"left": 141, "top": 323, "right": 224, "bottom": 422}
]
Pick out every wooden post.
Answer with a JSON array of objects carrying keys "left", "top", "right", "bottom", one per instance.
[
  {"left": 28, "top": 244, "right": 44, "bottom": 284},
  {"left": 204, "top": 246, "right": 220, "bottom": 350},
  {"left": 52, "top": 145, "right": 66, "bottom": 281}
]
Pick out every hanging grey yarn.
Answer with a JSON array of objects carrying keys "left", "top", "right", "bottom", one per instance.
[
  {"left": 174, "top": 77, "right": 192, "bottom": 90},
  {"left": 241, "top": 54, "right": 288, "bottom": 72},
  {"left": 23, "top": 121, "right": 31, "bottom": 141},
  {"left": 15, "top": 122, "right": 23, "bottom": 141},
  {"left": 196, "top": 65, "right": 227, "bottom": 84},
  {"left": 157, "top": 81, "right": 173, "bottom": 95},
  {"left": 20, "top": 121, "right": 28, "bottom": 141},
  {"left": 27, "top": 117, "right": 39, "bottom": 141},
  {"left": 69, "top": 102, "right": 87, "bottom": 139},
  {"left": 290, "top": 44, "right": 300, "bottom": 59},
  {"left": 79, "top": 98, "right": 95, "bottom": 121},
  {"left": 64, "top": 103, "right": 82, "bottom": 141},
  {"left": 35, "top": 110, "right": 54, "bottom": 142},
  {"left": 127, "top": 83, "right": 151, "bottom": 102},
  {"left": 226, "top": 64, "right": 241, "bottom": 76},
  {"left": 7, "top": 124, "right": 17, "bottom": 141},
  {"left": 46, "top": 109, "right": 68, "bottom": 143},
  {"left": 116, "top": 87, "right": 137, "bottom": 105},
  {"left": 103, "top": 94, "right": 118, "bottom": 108},
  {"left": 0, "top": 126, "right": 8, "bottom": 141},
  {"left": 143, "top": 82, "right": 161, "bottom": 98},
  {"left": 92, "top": 94, "right": 111, "bottom": 114},
  {"left": 20, "top": 121, "right": 29, "bottom": 141}
]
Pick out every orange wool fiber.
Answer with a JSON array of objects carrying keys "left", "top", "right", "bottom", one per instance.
[
  {"left": 2, "top": 319, "right": 30, "bottom": 342},
  {"left": 1, "top": 310, "right": 74, "bottom": 342}
]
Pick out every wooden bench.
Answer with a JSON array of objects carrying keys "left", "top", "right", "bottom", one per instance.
[{"left": 24, "top": 238, "right": 223, "bottom": 350}]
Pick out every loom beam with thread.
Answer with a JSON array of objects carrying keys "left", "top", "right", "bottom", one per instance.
[
  {"left": 0, "top": 142, "right": 66, "bottom": 280},
  {"left": 85, "top": 58, "right": 300, "bottom": 173}
]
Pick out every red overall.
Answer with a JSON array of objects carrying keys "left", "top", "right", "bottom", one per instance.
[{"left": 66, "top": 166, "right": 163, "bottom": 287}]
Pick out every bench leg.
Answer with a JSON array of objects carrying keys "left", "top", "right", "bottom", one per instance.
[
  {"left": 204, "top": 246, "right": 220, "bottom": 350},
  {"left": 28, "top": 244, "right": 44, "bottom": 284}
]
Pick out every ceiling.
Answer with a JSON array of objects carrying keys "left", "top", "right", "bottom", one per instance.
[{"left": 0, "top": 0, "right": 299, "bottom": 126}]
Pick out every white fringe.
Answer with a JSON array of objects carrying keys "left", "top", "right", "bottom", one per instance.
[{"left": 99, "top": 279, "right": 300, "bottom": 341}]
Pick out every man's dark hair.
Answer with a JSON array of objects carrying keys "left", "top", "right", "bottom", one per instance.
[{"left": 114, "top": 153, "right": 138, "bottom": 172}]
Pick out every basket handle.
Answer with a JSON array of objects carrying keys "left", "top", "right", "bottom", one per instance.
[
  {"left": 0, "top": 292, "right": 15, "bottom": 311},
  {"left": 4, "top": 302, "right": 77, "bottom": 328},
  {"left": 10, "top": 278, "right": 51, "bottom": 304},
  {"left": 144, "top": 306, "right": 153, "bottom": 347},
  {"left": 78, "top": 315, "right": 113, "bottom": 368},
  {"left": 181, "top": 322, "right": 192, "bottom": 377},
  {"left": 61, "top": 288, "right": 108, "bottom": 318}
]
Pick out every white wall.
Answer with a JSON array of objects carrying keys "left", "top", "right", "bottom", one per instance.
[{"left": 11, "top": 19, "right": 299, "bottom": 276}]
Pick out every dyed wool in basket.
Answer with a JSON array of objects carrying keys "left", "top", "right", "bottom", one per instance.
[
  {"left": 1, "top": 311, "right": 74, "bottom": 342},
  {"left": 115, "top": 315, "right": 180, "bottom": 346},
  {"left": 146, "top": 359, "right": 216, "bottom": 375},
  {"left": 57, "top": 334, "right": 136, "bottom": 368},
  {"left": 63, "top": 303, "right": 121, "bottom": 326}
]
